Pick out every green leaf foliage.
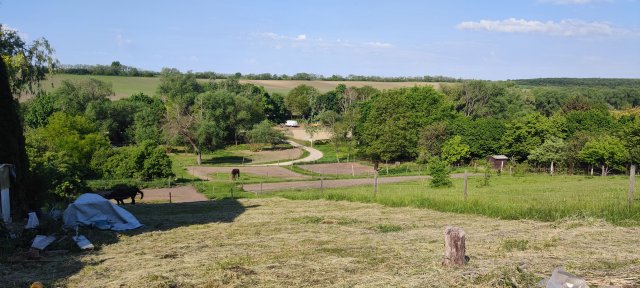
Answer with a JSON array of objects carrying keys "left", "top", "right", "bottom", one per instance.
[
  {"left": 427, "top": 157, "right": 452, "bottom": 188},
  {"left": 441, "top": 135, "right": 470, "bottom": 165},
  {"left": 356, "top": 86, "right": 454, "bottom": 163}
]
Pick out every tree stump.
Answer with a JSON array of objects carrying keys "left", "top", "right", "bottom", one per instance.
[{"left": 442, "top": 226, "right": 466, "bottom": 267}]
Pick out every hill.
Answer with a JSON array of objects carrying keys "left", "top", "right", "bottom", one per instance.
[{"left": 34, "top": 74, "right": 441, "bottom": 99}]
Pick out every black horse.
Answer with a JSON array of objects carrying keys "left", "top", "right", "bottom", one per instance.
[{"left": 100, "top": 184, "right": 144, "bottom": 204}]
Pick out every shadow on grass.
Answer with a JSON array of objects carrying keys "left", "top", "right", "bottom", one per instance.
[
  {"left": 202, "top": 155, "right": 252, "bottom": 165},
  {"left": 0, "top": 198, "right": 256, "bottom": 287}
]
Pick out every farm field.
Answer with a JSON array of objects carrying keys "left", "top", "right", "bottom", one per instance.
[
  {"left": 268, "top": 174, "right": 640, "bottom": 226},
  {"left": 31, "top": 74, "right": 442, "bottom": 99},
  {"left": 3, "top": 198, "right": 638, "bottom": 287}
]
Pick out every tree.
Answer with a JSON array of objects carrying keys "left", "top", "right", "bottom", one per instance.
[
  {"left": 245, "top": 120, "right": 286, "bottom": 151},
  {"left": 418, "top": 122, "right": 448, "bottom": 162},
  {"left": 157, "top": 69, "right": 211, "bottom": 164},
  {"left": 53, "top": 78, "right": 114, "bottom": 115},
  {"left": 1, "top": 24, "right": 57, "bottom": 98},
  {"left": 303, "top": 119, "right": 320, "bottom": 148},
  {"left": 500, "top": 113, "right": 556, "bottom": 161},
  {"left": 356, "top": 86, "right": 453, "bottom": 170},
  {"left": 620, "top": 117, "right": 640, "bottom": 165},
  {"left": 441, "top": 135, "right": 470, "bottom": 165},
  {"left": 427, "top": 157, "right": 452, "bottom": 187},
  {"left": 339, "top": 87, "right": 360, "bottom": 161},
  {"left": 318, "top": 110, "right": 345, "bottom": 162},
  {"left": 26, "top": 112, "right": 110, "bottom": 199},
  {"left": 579, "top": 135, "right": 628, "bottom": 176},
  {"left": 285, "top": 84, "right": 318, "bottom": 118},
  {"left": 528, "top": 136, "right": 566, "bottom": 175},
  {"left": 1, "top": 25, "right": 57, "bottom": 213}
]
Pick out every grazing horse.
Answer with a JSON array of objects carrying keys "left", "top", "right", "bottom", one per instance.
[
  {"left": 231, "top": 168, "right": 240, "bottom": 181},
  {"left": 101, "top": 184, "right": 144, "bottom": 205}
]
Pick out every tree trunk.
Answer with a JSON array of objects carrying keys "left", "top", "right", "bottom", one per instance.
[
  {"left": 196, "top": 150, "right": 202, "bottom": 165},
  {"left": 335, "top": 142, "right": 340, "bottom": 163},
  {"left": 442, "top": 226, "right": 466, "bottom": 267},
  {"left": 0, "top": 58, "right": 35, "bottom": 215},
  {"left": 602, "top": 165, "right": 606, "bottom": 176},
  {"left": 550, "top": 161, "right": 554, "bottom": 176},
  {"left": 590, "top": 166, "right": 594, "bottom": 176}
]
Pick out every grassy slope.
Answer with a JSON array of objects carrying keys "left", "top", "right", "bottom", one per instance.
[
  {"left": 36, "top": 74, "right": 442, "bottom": 99},
  {"left": 4, "top": 198, "right": 638, "bottom": 287},
  {"left": 269, "top": 174, "right": 640, "bottom": 225}
]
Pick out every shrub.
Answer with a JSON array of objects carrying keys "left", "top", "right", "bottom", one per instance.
[
  {"left": 427, "top": 157, "right": 452, "bottom": 187},
  {"left": 91, "top": 141, "right": 174, "bottom": 180}
]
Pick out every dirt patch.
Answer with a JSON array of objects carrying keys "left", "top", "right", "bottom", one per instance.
[
  {"left": 298, "top": 162, "right": 373, "bottom": 175},
  {"left": 187, "top": 166, "right": 310, "bottom": 180},
  {"left": 284, "top": 127, "right": 332, "bottom": 141},
  {"left": 140, "top": 186, "right": 208, "bottom": 203},
  {"left": 236, "top": 148, "right": 303, "bottom": 164}
]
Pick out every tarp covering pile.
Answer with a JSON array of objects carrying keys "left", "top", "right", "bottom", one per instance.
[{"left": 63, "top": 193, "right": 143, "bottom": 231}]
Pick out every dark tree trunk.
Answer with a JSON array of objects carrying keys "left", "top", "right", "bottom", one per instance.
[{"left": 0, "top": 58, "right": 38, "bottom": 215}]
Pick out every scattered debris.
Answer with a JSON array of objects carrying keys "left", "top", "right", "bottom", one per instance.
[
  {"left": 540, "top": 267, "right": 589, "bottom": 288},
  {"left": 25, "top": 212, "right": 39, "bottom": 229},
  {"left": 73, "top": 235, "right": 94, "bottom": 250},
  {"left": 31, "top": 235, "right": 56, "bottom": 250}
]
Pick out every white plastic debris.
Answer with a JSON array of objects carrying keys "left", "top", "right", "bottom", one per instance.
[
  {"left": 73, "top": 235, "right": 94, "bottom": 250},
  {"left": 31, "top": 235, "right": 56, "bottom": 250},
  {"left": 25, "top": 212, "right": 39, "bottom": 229},
  {"left": 542, "top": 267, "right": 589, "bottom": 288}
]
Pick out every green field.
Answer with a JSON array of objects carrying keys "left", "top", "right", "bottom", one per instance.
[
  {"left": 267, "top": 174, "right": 640, "bottom": 225},
  {"left": 33, "top": 74, "right": 442, "bottom": 99}
]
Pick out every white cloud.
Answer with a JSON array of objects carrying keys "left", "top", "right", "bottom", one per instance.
[
  {"left": 115, "top": 33, "right": 132, "bottom": 47},
  {"left": 539, "top": 0, "right": 612, "bottom": 4},
  {"left": 254, "top": 32, "right": 393, "bottom": 49},
  {"left": 366, "top": 42, "right": 393, "bottom": 48},
  {"left": 456, "top": 18, "right": 635, "bottom": 37}
]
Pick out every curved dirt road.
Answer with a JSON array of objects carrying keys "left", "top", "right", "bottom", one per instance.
[{"left": 259, "top": 140, "right": 323, "bottom": 166}]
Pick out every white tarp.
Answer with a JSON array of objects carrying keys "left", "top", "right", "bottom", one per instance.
[{"left": 63, "top": 193, "right": 143, "bottom": 231}]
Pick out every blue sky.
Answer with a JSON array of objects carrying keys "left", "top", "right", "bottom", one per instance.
[{"left": 1, "top": 0, "right": 639, "bottom": 80}]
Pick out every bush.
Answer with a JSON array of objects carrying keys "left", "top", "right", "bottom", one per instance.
[
  {"left": 246, "top": 120, "right": 286, "bottom": 151},
  {"left": 92, "top": 141, "right": 174, "bottom": 180},
  {"left": 427, "top": 157, "right": 452, "bottom": 187}
]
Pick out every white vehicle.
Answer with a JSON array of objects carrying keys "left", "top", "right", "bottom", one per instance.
[{"left": 285, "top": 120, "right": 299, "bottom": 127}]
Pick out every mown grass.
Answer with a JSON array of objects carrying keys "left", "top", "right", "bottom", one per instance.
[{"left": 267, "top": 174, "right": 640, "bottom": 225}]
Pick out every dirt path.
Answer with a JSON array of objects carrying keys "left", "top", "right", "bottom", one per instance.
[
  {"left": 236, "top": 148, "right": 303, "bottom": 164},
  {"left": 187, "top": 165, "right": 311, "bottom": 180},
  {"left": 140, "top": 186, "right": 208, "bottom": 203},
  {"left": 258, "top": 140, "right": 323, "bottom": 166},
  {"left": 297, "top": 162, "right": 372, "bottom": 175}
]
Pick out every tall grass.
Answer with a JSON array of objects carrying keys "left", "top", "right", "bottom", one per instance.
[{"left": 267, "top": 175, "right": 640, "bottom": 226}]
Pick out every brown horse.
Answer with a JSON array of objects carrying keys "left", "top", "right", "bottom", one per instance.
[{"left": 231, "top": 168, "right": 240, "bottom": 181}]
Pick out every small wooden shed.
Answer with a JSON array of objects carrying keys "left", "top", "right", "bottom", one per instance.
[{"left": 487, "top": 155, "right": 509, "bottom": 171}]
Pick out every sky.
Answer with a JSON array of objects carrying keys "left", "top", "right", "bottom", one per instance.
[{"left": 1, "top": 0, "right": 639, "bottom": 80}]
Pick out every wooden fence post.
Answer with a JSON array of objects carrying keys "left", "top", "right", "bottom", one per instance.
[
  {"left": 630, "top": 164, "right": 636, "bottom": 209},
  {"left": 442, "top": 226, "right": 466, "bottom": 267},
  {"left": 463, "top": 170, "right": 468, "bottom": 201}
]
